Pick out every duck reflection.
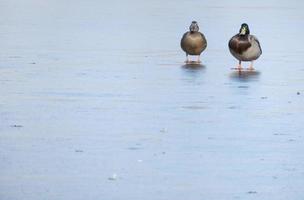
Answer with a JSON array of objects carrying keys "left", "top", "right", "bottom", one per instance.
[
  {"left": 230, "top": 70, "right": 260, "bottom": 81},
  {"left": 182, "top": 62, "right": 206, "bottom": 71}
]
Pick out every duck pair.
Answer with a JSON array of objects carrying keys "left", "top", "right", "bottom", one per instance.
[{"left": 181, "top": 21, "right": 262, "bottom": 71}]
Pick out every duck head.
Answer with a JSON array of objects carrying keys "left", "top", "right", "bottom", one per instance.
[
  {"left": 239, "top": 23, "right": 250, "bottom": 35},
  {"left": 189, "top": 21, "right": 199, "bottom": 33}
]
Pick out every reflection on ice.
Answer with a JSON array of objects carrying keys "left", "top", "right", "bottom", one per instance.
[
  {"left": 181, "top": 63, "right": 206, "bottom": 70},
  {"left": 229, "top": 70, "right": 260, "bottom": 81}
]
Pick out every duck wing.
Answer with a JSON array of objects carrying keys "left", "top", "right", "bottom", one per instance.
[
  {"left": 199, "top": 32, "right": 207, "bottom": 48},
  {"left": 251, "top": 35, "right": 262, "bottom": 54},
  {"left": 180, "top": 32, "right": 189, "bottom": 52}
]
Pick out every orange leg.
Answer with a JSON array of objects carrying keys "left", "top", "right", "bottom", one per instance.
[
  {"left": 238, "top": 60, "right": 243, "bottom": 71},
  {"left": 185, "top": 54, "right": 189, "bottom": 63},
  {"left": 248, "top": 61, "right": 255, "bottom": 71},
  {"left": 197, "top": 55, "right": 201, "bottom": 63}
]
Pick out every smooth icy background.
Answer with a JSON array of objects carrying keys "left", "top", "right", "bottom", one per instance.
[{"left": 1, "top": 0, "right": 304, "bottom": 199}]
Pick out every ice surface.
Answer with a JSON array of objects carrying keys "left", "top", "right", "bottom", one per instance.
[{"left": 1, "top": 0, "right": 304, "bottom": 200}]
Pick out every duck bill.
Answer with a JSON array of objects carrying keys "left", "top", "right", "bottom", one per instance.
[{"left": 240, "top": 27, "right": 246, "bottom": 35}]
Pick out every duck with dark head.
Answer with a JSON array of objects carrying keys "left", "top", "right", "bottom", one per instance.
[
  {"left": 181, "top": 21, "right": 207, "bottom": 64},
  {"left": 228, "top": 23, "right": 262, "bottom": 71}
]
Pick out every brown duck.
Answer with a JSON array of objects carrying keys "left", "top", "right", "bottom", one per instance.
[
  {"left": 229, "top": 23, "right": 262, "bottom": 70},
  {"left": 181, "top": 21, "right": 207, "bottom": 63}
]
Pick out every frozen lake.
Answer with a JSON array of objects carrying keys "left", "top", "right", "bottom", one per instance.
[{"left": 1, "top": 0, "right": 304, "bottom": 199}]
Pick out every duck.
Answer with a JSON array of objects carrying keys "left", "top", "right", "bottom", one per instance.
[
  {"left": 181, "top": 21, "right": 207, "bottom": 63},
  {"left": 228, "top": 23, "right": 262, "bottom": 71}
]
